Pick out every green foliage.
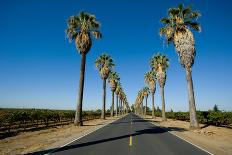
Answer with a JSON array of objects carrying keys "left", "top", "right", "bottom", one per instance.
[
  {"left": 0, "top": 108, "right": 110, "bottom": 136},
  {"left": 148, "top": 111, "right": 232, "bottom": 128},
  {"left": 213, "top": 104, "right": 220, "bottom": 112}
]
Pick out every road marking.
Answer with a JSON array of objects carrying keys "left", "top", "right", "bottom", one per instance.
[
  {"left": 166, "top": 131, "right": 213, "bottom": 155},
  {"left": 129, "top": 135, "right": 132, "bottom": 146},
  {"left": 45, "top": 114, "right": 129, "bottom": 154},
  {"left": 137, "top": 115, "right": 214, "bottom": 155}
]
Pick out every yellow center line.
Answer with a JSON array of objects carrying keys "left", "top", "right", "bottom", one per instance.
[{"left": 129, "top": 135, "right": 132, "bottom": 146}]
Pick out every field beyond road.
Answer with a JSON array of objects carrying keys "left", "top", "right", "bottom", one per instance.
[{"left": 0, "top": 116, "right": 119, "bottom": 155}]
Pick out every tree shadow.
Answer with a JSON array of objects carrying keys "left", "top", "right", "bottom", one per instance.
[
  {"left": 26, "top": 126, "right": 170, "bottom": 155},
  {"left": 200, "top": 124, "right": 210, "bottom": 129},
  {"left": 110, "top": 121, "right": 130, "bottom": 125}
]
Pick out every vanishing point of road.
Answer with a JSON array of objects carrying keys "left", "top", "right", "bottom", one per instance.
[{"left": 50, "top": 113, "right": 210, "bottom": 155}]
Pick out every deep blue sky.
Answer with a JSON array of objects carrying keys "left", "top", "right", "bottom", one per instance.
[{"left": 1, "top": 0, "right": 232, "bottom": 111}]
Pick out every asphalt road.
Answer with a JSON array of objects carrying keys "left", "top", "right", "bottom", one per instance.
[{"left": 50, "top": 113, "right": 210, "bottom": 155}]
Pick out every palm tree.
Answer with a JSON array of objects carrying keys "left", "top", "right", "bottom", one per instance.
[
  {"left": 108, "top": 72, "right": 120, "bottom": 117},
  {"left": 66, "top": 11, "right": 102, "bottom": 126},
  {"left": 95, "top": 54, "right": 114, "bottom": 119},
  {"left": 150, "top": 53, "right": 169, "bottom": 121},
  {"left": 160, "top": 4, "right": 201, "bottom": 128},
  {"left": 138, "top": 90, "right": 144, "bottom": 115},
  {"left": 142, "top": 87, "right": 150, "bottom": 118},
  {"left": 144, "top": 71, "right": 157, "bottom": 118},
  {"left": 115, "top": 82, "right": 121, "bottom": 116}
]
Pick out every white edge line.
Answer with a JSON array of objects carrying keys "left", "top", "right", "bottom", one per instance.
[
  {"left": 144, "top": 118, "right": 214, "bottom": 155},
  {"left": 136, "top": 115, "right": 214, "bottom": 155},
  {"left": 46, "top": 114, "right": 128, "bottom": 154},
  {"left": 166, "top": 130, "right": 214, "bottom": 155}
]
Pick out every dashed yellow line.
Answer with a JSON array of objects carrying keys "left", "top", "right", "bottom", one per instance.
[{"left": 129, "top": 135, "right": 132, "bottom": 146}]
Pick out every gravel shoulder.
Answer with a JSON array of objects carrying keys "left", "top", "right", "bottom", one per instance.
[
  {"left": 146, "top": 116, "right": 232, "bottom": 155},
  {"left": 0, "top": 116, "right": 121, "bottom": 155}
]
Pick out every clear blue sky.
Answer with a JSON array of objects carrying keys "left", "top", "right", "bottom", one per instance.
[{"left": 0, "top": 0, "right": 232, "bottom": 111}]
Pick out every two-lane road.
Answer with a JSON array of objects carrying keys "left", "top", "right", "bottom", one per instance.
[{"left": 50, "top": 113, "right": 210, "bottom": 155}]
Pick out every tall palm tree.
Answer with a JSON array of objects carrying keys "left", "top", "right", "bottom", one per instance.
[
  {"left": 138, "top": 90, "right": 144, "bottom": 115},
  {"left": 142, "top": 87, "right": 150, "bottom": 117},
  {"left": 66, "top": 11, "right": 102, "bottom": 126},
  {"left": 108, "top": 72, "right": 120, "bottom": 117},
  {"left": 95, "top": 54, "right": 114, "bottom": 119},
  {"left": 150, "top": 53, "right": 169, "bottom": 121},
  {"left": 144, "top": 71, "right": 157, "bottom": 118},
  {"left": 160, "top": 4, "right": 201, "bottom": 128},
  {"left": 115, "top": 82, "right": 121, "bottom": 116}
]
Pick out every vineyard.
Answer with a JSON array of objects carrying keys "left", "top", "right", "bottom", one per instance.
[
  {"left": 0, "top": 108, "right": 110, "bottom": 139},
  {"left": 148, "top": 111, "right": 232, "bottom": 128}
]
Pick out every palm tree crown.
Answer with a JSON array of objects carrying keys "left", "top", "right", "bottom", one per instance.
[
  {"left": 150, "top": 53, "right": 169, "bottom": 88},
  {"left": 66, "top": 11, "right": 102, "bottom": 54},
  {"left": 108, "top": 72, "right": 120, "bottom": 91},
  {"left": 144, "top": 70, "right": 157, "bottom": 93},
  {"left": 160, "top": 4, "right": 201, "bottom": 68},
  {"left": 160, "top": 4, "right": 201, "bottom": 44},
  {"left": 142, "top": 87, "right": 150, "bottom": 98},
  {"left": 150, "top": 53, "right": 169, "bottom": 73},
  {"left": 95, "top": 54, "right": 114, "bottom": 79}
]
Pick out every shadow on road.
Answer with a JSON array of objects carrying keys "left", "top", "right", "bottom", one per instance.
[
  {"left": 26, "top": 125, "right": 186, "bottom": 155},
  {"left": 26, "top": 116, "right": 187, "bottom": 155}
]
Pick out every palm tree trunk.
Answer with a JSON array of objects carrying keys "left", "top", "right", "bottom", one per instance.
[
  {"left": 119, "top": 99, "right": 121, "bottom": 115},
  {"left": 141, "top": 101, "right": 143, "bottom": 116},
  {"left": 145, "top": 96, "right": 148, "bottom": 118},
  {"left": 111, "top": 90, "right": 115, "bottom": 117},
  {"left": 152, "top": 92, "right": 155, "bottom": 118},
  {"left": 161, "top": 87, "right": 166, "bottom": 121},
  {"left": 185, "top": 67, "right": 199, "bottom": 129},
  {"left": 74, "top": 54, "right": 86, "bottom": 126},
  {"left": 116, "top": 95, "right": 118, "bottom": 116},
  {"left": 101, "top": 79, "right": 106, "bottom": 119}
]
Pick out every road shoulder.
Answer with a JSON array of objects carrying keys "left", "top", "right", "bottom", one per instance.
[{"left": 144, "top": 116, "right": 232, "bottom": 155}]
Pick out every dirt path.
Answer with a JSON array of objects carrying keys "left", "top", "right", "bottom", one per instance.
[
  {"left": 146, "top": 116, "right": 232, "bottom": 155},
  {"left": 0, "top": 116, "right": 120, "bottom": 155}
]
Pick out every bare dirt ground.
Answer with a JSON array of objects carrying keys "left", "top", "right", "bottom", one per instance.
[
  {"left": 145, "top": 116, "right": 232, "bottom": 155},
  {"left": 0, "top": 116, "right": 120, "bottom": 155}
]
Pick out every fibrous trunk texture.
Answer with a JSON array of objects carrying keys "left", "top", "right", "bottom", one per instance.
[
  {"left": 74, "top": 54, "right": 86, "bottom": 126},
  {"left": 75, "top": 32, "right": 92, "bottom": 55},
  {"left": 157, "top": 72, "right": 166, "bottom": 88},
  {"left": 174, "top": 28, "right": 195, "bottom": 69}
]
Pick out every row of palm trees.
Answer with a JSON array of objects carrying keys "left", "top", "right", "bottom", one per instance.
[
  {"left": 66, "top": 3, "right": 201, "bottom": 129},
  {"left": 134, "top": 53, "right": 169, "bottom": 121},
  {"left": 95, "top": 54, "right": 130, "bottom": 119},
  {"left": 65, "top": 11, "right": 129, "bottom": 126},
  {"left": 135, "top": 4, "right": 201, "bottom": 129}
]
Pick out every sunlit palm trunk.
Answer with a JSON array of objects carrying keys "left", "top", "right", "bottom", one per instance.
[
  {"left": 74, "top": 54, "right": 86, "bottom": 126},
  {"left": 145, "top": 96, "right": 148, "bottom": 118},
  {"left": 141, "top": 101, "right": 143, "bottom": 116},
  {"left": 186, "top": 67, "right": 199, "bottom": 128},
  {"left": 120, "top": 99, "right": 122, "bottom": 115},
  {"left": 152, "top": 92, "right": 155, "bottom": 118},
  {"left": 161, "top": 87, "right": 166, "bottom": 121},
  {"left": 111, "top": 90, "right": 115, "bottom": 117},
  {"left": 101, "top": 79, "right": 106, "bottom": 119},
  {"left": 116, "top": 95, "right": 118, "bottom": 116}
]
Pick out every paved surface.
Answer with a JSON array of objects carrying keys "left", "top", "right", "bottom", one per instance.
[{"left": 50, "top": 113, "right": 210, "bottom": 155}]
